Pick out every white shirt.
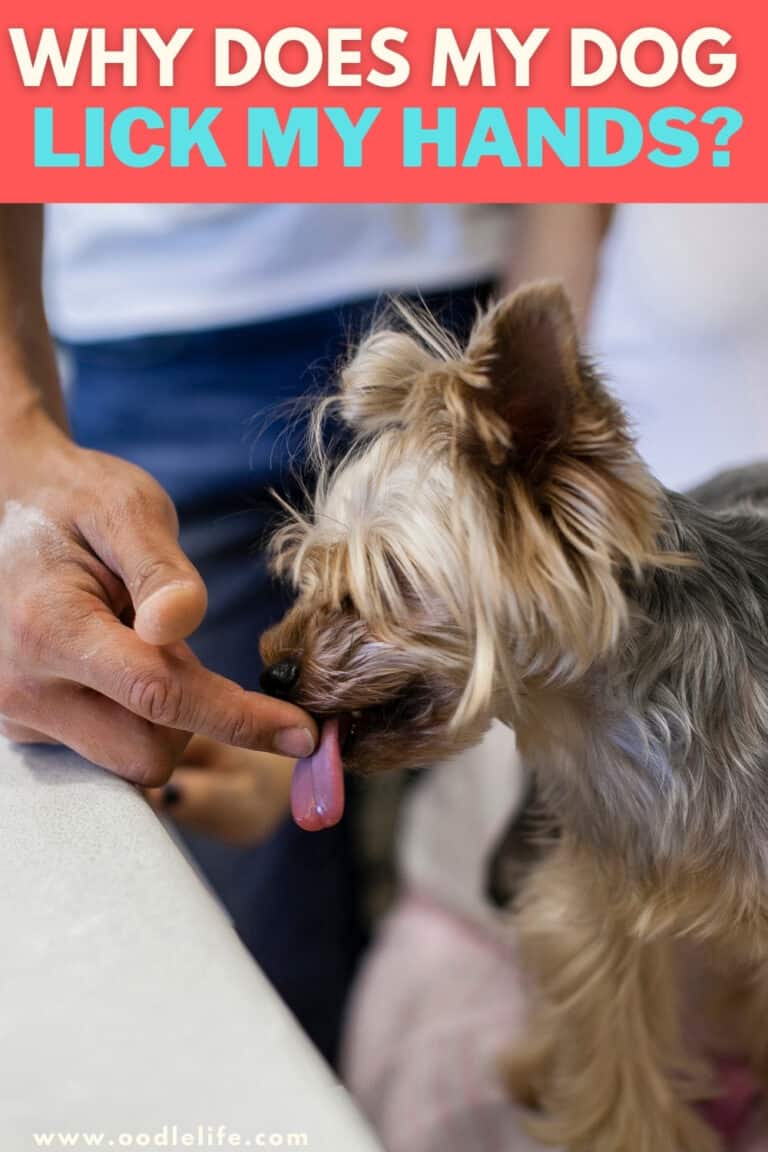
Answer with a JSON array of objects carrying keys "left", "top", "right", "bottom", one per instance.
[
  {"left": 589, "top": 203, "right": 768, "bottom": 491},
  {"left": 44, "top": 204, "right": 507, "bottom": 342}
]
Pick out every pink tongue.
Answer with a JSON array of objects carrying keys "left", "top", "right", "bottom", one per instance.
[
  {"left": 291, "top": 716, "right": 346, "bottom": 831},
  {"left": 698, "top": 1059, "right": 761, "bottom": 1141}
]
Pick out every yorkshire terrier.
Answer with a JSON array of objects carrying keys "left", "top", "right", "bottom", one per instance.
[{"left": 260, "top": 282, "right": 768, "bottom": 1151}]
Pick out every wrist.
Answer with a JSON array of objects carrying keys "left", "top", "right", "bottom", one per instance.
[{"left": 0, "top": 393, "right": 76, "bottom": 499}]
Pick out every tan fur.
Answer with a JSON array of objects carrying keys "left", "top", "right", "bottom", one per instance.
[{"left": 503, "top": 844, "right": 724, "bottom": 1152}]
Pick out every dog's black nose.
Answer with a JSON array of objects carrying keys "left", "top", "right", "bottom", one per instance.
[{"left": 260, "top": 660, "right": 301, "bottom": 700}]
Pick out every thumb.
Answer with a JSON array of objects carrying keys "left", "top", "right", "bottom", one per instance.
[
  {"left": 132, "top": 554, "right": 208, "bottom": 646},
  {"left": 90, "top": 487, "right": 208, "bottom": 646}
]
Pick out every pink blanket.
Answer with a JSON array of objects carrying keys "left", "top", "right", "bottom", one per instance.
[{"left": 343, "top": 892, "right": 766, "bottom": 1152}]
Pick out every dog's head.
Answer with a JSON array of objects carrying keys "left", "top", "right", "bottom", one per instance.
[{"left": 260, "top": 283, "right": 661, "bottom": 778}]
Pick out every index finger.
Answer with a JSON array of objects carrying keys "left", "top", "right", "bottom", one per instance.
[{"left": 53, "top": 609, "right": 318, "bottom": 759}]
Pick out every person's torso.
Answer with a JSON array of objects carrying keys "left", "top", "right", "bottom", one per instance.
[{"left": 44, "top": 203, "right": 507, "bottom": 341}]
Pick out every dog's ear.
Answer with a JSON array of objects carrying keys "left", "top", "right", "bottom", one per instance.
[
  {"left": 465, "top": 282, "right": 581, "bottom": 470},
  {"left": 338, "top": 284, "right": 582, "bottom": 457}
]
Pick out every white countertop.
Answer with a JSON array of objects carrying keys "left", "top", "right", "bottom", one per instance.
[{"left": 0, "top": 739, "right": 383, "bottom": 1152}]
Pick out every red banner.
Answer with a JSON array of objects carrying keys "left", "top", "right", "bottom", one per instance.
[{"left": 0, "top": 0, "right": 763, "bottom": 201}]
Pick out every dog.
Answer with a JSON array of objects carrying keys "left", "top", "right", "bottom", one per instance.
[{"left": 260, "top": 281, "right": 768, "bottom": 1151}]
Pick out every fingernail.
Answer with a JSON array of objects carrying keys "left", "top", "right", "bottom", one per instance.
[
  {"left": 273, "top": 727, "right": 315, "bottom": 759},
  {"left": 162, "top": 783, "right": 182, "bottom": 808}
]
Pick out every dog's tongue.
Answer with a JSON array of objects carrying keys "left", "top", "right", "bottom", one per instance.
[{"left": 291, "top": 716, "right": 346, "bottom": 831}]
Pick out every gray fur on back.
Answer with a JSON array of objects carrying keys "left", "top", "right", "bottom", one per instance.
[
  {"left": 687, "top": 460, "right": 768, "bottom": 512},
  {"left": 544, "top": 463, "right": 768, "bottom": 882}
]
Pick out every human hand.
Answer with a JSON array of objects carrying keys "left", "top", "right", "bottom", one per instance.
[
  {"left": 0, "top": 409, "right": 316, "bottom": 786},
  {"left": 145, "top": 736, "right": 293, "bottom": 845}
]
